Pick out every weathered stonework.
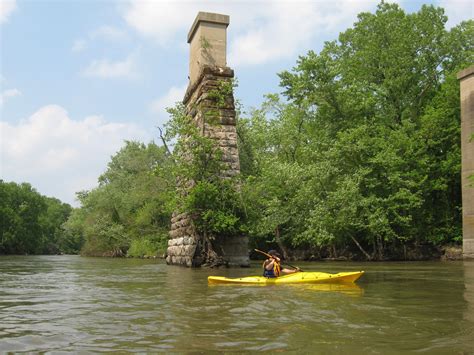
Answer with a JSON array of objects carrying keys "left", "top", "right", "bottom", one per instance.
[
  {"left": 187, "top": 12, "right": 229, "bottom": 86},
  {"left": 458, "top": 65, "right": 474, "bottom": 259},
  {"left": 166, "top": 12, "right": 249, "bottom": 267},
  {"left": 166, "top": 212, "right": 198, "bottom": 267}
]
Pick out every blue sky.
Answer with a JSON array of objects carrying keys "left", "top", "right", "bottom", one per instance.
[{"left": 1, "top": 0, "right": 472, "bottom": 206}]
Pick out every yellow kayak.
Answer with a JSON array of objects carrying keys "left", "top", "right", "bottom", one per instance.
[{"left": 208, "top": 271, "right": 364, "bottom": 285}]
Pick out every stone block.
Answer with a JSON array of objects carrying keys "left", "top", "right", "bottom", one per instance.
[
  {"left": 220, "top": 116, "right": 236, "bottom": 125},
  {"left": 219, "top": 139, "right": 237, "bottom": 148},
  {"left": 463, "top": 238, "right": 474, "bottom": 259},
  {"left": 173, "top": 246, "right": 180, "bottom": 256},
  {"left": 213, "top": 131, "right": 226, "bottom": 139},
  {"left": 226, "top": 132, "right": 237, "bottom": 140},
  {"left": 184, "top": 236, "right": 196, "bottom": 245},
  {"left": 185, "top": 244, "right": 196, "bottom": 255},
  {"left": 169, "top": 229, "right": 179, "bottom": 239},
  {"left": 222, "top": 125, "right": 235, "bottom": 132}
]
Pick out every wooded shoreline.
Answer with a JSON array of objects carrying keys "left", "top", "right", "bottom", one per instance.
[{"left": 2, "top": 3, "right": 472, "bottom": 263}]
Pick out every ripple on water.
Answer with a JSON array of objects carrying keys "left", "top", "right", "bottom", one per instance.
[{"left": 1, "top": 256, "right": 474, "bottom": 353}]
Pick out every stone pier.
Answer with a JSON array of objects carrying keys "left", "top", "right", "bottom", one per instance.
[
  {"left": 166, "top": 12, "right": 249, "bottom": 267},
  {"left": 458, "top": 65, "right": 474, "bottom": 259}
]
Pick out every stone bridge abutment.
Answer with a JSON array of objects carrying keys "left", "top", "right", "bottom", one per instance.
[
  {"left": 458, "top": 65, "right": 474, "bottom": 259},
  {"left": 166, "top": 12, "right": 249, "bottom": 267}
]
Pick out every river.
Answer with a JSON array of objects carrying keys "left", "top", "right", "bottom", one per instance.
[{"left": 0, "top": 255, "right": 473, "bottom": 353}]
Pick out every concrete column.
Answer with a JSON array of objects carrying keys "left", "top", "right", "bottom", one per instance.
[
  {"left": 458, "top": 65, "right": 474, "bottom": 259},
  {"left": 187, "top": 12, "right": 229, "bottom": 85}
]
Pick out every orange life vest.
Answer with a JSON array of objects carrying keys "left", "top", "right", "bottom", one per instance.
[{"left": 263, "top": 258, "right": 281, "bottom": 277}]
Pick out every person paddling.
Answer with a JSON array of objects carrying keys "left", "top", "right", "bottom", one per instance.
[{"left": 263, "top": 250, "right": 300, "bottom": 278}]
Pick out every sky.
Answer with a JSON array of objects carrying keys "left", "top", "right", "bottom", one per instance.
[{"left": 1, "top": 0, "right": 473, "bottom": 206}]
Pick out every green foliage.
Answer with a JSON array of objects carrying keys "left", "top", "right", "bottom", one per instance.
[
  {"left": 0, "top": 180, "right": 74, "bottom": 254},
  {"left": 62, "top": 78, "right": 243, "bottom": 258},
  {"left": 39, "top": 196, "right": 76, "bottom": 253},
  {"left": 186, "top": 180, "right": 245, "bottom": 236},
  {"left": 239, "top": 3, "right": 472, "bottom": 259},
  {"left": 64, "top": 141, "right": 174, "bottom": 257},
  {"left": 164, "top": 79, "right": 246, "bottom": 239},
  {"left": 127, "top": 235, "right": 167, "bottom": 258},
  {"left": 17, "top": 2, "right": 469, "bottom": 261}
]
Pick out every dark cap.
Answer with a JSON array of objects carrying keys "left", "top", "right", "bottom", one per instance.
[{"left": 268, "top": 250, "right": 281, "bottom": 257}]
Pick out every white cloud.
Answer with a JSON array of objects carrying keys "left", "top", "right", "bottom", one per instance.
[
  {"left": 72, "top": 25, "right": 128, "bottom": 53},
  {"left": 0, "top": 88, "right": 21, "bottom": 106},
  {"left": 438, "top": 0, "right": 474, "bottom": 28},
  {"left": 91, "top": 25, "right": 128, "bottom": 41},
  {"left": 123, "top": 1, "right": 198, "bottom": 45},
  {"left": 82, "top": 53, "right": 138, "bottom": 79},
  {"left": 150, "top": 84, "right": 186, "bottom": 127},
  {"left": 71, "top": 39, "right": 87, "bottom": 52},
  {"left": 0, "top": 105, "right": 150, "bottom": 205},
  {"left": 229, "top": 0, "right": 375, "bottom": 66},
  {"left": 122, "top": 0, "right": 375, "bottom": 66},
  {"left": 0, "top": 0, "right": 17, "bottom": 24}
]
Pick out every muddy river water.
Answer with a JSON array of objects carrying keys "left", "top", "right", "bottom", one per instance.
[{"left": 1, "top": 255, "right": 473, "bottom": 353}]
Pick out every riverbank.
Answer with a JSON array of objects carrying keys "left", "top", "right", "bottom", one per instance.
[
  {"left": 253, "top": 243, "right": 464, "bottom": 263},
  {"left": 4, "top": 243, "right": 463, "bottom": 262}
]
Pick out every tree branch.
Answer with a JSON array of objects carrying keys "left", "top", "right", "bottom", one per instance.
[
  {"left": 350, "top": 235, "right": 372, "bottom": 261},
  {"left": 157, "top": 126, "right": 173, "bottom": 158}
]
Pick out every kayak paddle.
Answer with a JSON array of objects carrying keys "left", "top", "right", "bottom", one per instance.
[{"left": 254, "top": 248, "right": 303, "bottom": 272}]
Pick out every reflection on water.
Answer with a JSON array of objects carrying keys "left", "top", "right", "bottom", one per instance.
[
  {"left": 209, "top": 282, "right": 364, "bottom": 297},
  {"left": 293, "top": 282, "right": 364, "bottom": 296},
  {"left": 0, "top": 256, "right": 473, "bottom": 353},
  {"left": 464, "top": 261, "right": 474, "bottom": 323}
]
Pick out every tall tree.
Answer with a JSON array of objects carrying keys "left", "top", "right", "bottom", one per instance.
[
  {"left": 240, "top": 3, "right": 473, "bottom": 259},
  {"left": 0, "top": 181, "right": 73, "bottom": 254},
  {"left": 64, "top": 141, "right": 174, "bottom": 257}
]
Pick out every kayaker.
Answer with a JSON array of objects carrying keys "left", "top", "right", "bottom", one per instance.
[{"left": 263, "top": 250, "right": 300, "bottom": 278}]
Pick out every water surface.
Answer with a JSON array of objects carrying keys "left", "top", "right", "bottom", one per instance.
[{"left": 1, "top": 256, "right": 473, "bottom": 353}]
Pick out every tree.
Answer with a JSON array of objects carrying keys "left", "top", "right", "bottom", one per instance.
[
  {"left": 0, "top": 180, "right": 73, "bottom": 254},
  {"left": 240, "top": 3, "right": 473, "bottom": 259},
  {"left": 64, "top": 141, "right": 174, "bottom": 257},
  {"left": 39, "top": 197, "right": 73, "bottom": 253}
]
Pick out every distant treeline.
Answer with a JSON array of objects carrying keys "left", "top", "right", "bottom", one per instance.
[
  {"left": 63, "top": 142, "right": 173, "bottom": 258},
  {"left": 3, "top": 3, "right": 473, "bottom": 260},
  {"left": 0, "top": 181, "right": 79, "bottom": 255}
]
